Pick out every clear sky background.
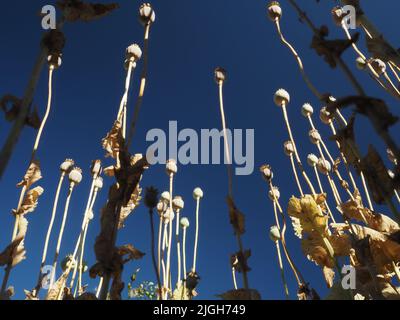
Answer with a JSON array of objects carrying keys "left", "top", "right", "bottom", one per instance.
[{"left": 1, "top": 0, "right": 399, "bottom": 300}]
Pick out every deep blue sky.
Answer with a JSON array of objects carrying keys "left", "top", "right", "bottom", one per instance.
[{"left": 1, "top": 1, "right": 399, "bottom": 300}]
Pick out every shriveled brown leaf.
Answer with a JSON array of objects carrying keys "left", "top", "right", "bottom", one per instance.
[
  {"left": 46, "top": 272, "right": 68, "bottom": 300},
  {"left": 231, "top": 250, "right": 251, "bottom": 273},
  {"left": 297, "top": 284, "right": 320, "bottom": 300},
  {"left": 12, "top": 186, "right": 44, "bottom": 216},
  {"left": 57, "top": 0, "right": 119, "bottom": 22},
  {"left": 17, "top": 160, "right": 42, "bottom": 188},
  {"left": 117, "top": 244, "right": 145, "bottom": 264},
  {"left": 118, "top": 185, "right": 141, "bottom": 229},
  {"left": 1, "top": 95, "right": 41, "bottom": 129},
  {"left": 226, "top": 196, "right": 245, "bottom": 235},
  {"left": 323, "top": 266, "right": 335, "bottom": 288},
  {"left": 102, "top": 120, "right": 123, "bottom": 159}
]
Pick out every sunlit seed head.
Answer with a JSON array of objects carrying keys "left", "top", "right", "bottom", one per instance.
[
  {"left": 301, "top": 103, "right": 314, "bottom": 117},
  {"left": 126, "top": 44, "right": 142, "bottom": 62},
  {"left": 388, "top": 169, "right": 395, "bottom": 179},
  {"left": 69, "top": 167, "right": 82, "bottom": 184},
  {"left": 161, "top": 191, "right": 171, "bottom": 203},
  {"left": 268, "top": 186, "right": 280, "bottom": 201},
  {"left": 172, "top": 196, "right": 185, "bottom": 211},
  {"left": 269, "top": 225, "right": 281, "bottom": 242},
  {"left": 283, "top": 140, "right": 295, "bottom": 156},
  {"left": 91, "top": 159, "right": 102, "bottom": 176},
  {"left": 267, "top": 1, "right": 282, "bottom": 21},
  {"left": 193, "top": 187, "right": 204, "bottom": 200},
  {"left": 180, "top": 217, "right": 190, "bottom": 228},
  {"left": 274, "top": 89, "right": 290, "bottom": 107},
  {"left": 214, "top": 67, "right": 227, "bottom": 84},
  {"left": 166, "top": 159, "right": 178, "bottom": 175},
  {"left": 355, "top": 57, "right": 367, "bottom": 70},
  {"left": 47, "top": 54, "right": 62, "bottom": 69},
  {"left": 157, "top": 200, "right": 168, "bottom": 216},
  {"left": 139, "top": 3, "right": 156, "bottom": 26},
  {"left": 163, "top": 207, "right": 175, "bottom": 223},
  {"left": 308, "top": 129, "right": 321, "bottom": 144},
  {"left": 319, "top": 106, "right": 334, "bottom": 124},
  {"left": 307, "top": 153, "right": 319, "bottom": 167},
  {"left": 260, "top": 164, "right": 273, "bottom": 182},
  {"left": 317, "top": 158, "right": 331, "bottom": 175},
  {"left": 369, "top": 58, "right": 386, "bottom": 75},
  {"left": 60, "top": 158, "right": 75, "bottom": 173},
  {"left": 94, "top": 176, "right": 103, "bottom": 190}
]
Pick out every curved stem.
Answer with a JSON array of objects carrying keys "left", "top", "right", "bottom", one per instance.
[{"left": 275, "top": 240, "right": 289, "bottom": 299}]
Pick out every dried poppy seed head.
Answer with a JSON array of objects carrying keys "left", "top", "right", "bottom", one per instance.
[
  {"left": 69, "top": 167, "right": 82, "bottom": 185},
  {"left": 193, "top": 187, "right": 204, "bottom": 199},
  {"left": 260, "top": 164, "right": 273, "bottom": 182},
  {"left": 60, "top": 159, "right": 74, "bottom": 173},
  {"left": 387, "top": 148, "right": 397, "bottom": 165},
  {"left": 269, "top": 225, "right": 281, "bottom": 242},
  {"left": 180, "top": 217, "right": 190, "bottom": 228},
  {"left": 47, "top": 54, "right": 62, "bottom": 69},
  {"left": 355, "top": 57, "right": 367, "bottom": 70},
  {"left": 267, "top": 1, "right": 282, "bottom": 21},
  {"left": 307, "top": 153, "right": 319, "bottom": 167},
  {"left": 317, "top": 158, "right": 331, "bottom": 175},
  {"left": 309, "top": 129, "right": 321, "bottom": 144},
  {"left": 284, "top": 140, "right": 295, "bottom": 156},
  {"left": 268, "top": 186, "right": 280, "bottom": 201},
  {"left": 139, "top": 3, "right": 156, "bottom": 26},
  {"left": 126, "top": 44, "right": 142, "bottom": 62},
  {"left": 214, "top": 67, "right": 227, "bottom": 84},
  {"left": 91, "top": 159, "right": 102, "bottom": 176},
  {"left": 156, "top": 200, "right": 168, "bottom": 216},
  {"left": 388, "top": 169, "right": 395, "bottom": 179},
  {"left": 319, "top": 106, "right": 334, "bottom": 124},
  {"left": 301, "top": 103, "right": 314, "bottom": 117},
  {"left": 331, "top": 6, "right": 345, "bottom": 26},
  {"left": 161, "top": 191, "right": 170, "bottom": 203},
  {"left": 166, "top": 159, "right": 178, "bottom": 175},
  {"left": 172, "top": 196, "right": 184, "bottom": 211},
  {"left": 163, "top": 207, "right": 175, "bottom": 223},
  {"left": 144, "top": 186, "right": 159, "bottom": 209},
  {"left": 274, "top": 89, "right": 290, "bottom": 106},
  {"left": 369, "top": 58, "right": 386, "bottom": 75},
  {"left": 94, "top": 176, "right": 103, "bottom": 190}
]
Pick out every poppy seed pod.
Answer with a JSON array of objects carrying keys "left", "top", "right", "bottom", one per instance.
[
  {"left": 319, "top": 106, "right": 334, "bottom": 124},
  {"left": 193, "top": 187, "right": 204, "bottom": 200},
  {"left": 166, "top": 159, "right": 178, "bottom": 175},
  {"left": 307, "top": 153, "right": 319, "bottom": 167},
  {"left": 268, "top": 186, "right": 280, "bottom": 201},
  {"left": 356, "top": 57, "right": 367, "bottom": 70},
  {"left": 157, "top": 200, "right": 168, "bottom": 216},
  {"left": 60, "top": 159, "right": 75, "bottom": 173},
  {"left": 267, "top": 1, "right": 282, "bottom": 21},
  {"left": 47, "top": 54, "right": 62, "bottom": 69},
  {"left": 284, "top": 140, "right": 295, "bottom": 156},
  {"left": 180, "top": 217, "right": 190, "bottom": 228},
  {"left": 269, "top": 225, "right": 281, "bottom": 242},
  {"left": 139, "top": 3, "right": 156, "bottom": 26},
  {"left": 214, "top": 67, "right": 227, "bottom": 84},
  {"left": 387, "top": 148, "right": 397, "bottom": 165},
  {"left": 260, "top": 164, "right": 273, "bottom": 182},
  {"left": 126, "top": 44, "right": 142, "bottom": 62},
  {"left": 301, "top": 103, "right": 314, "bottom": 117},
  {"left": 91, "top": 159, "right": 102, "bottom": 176},
  {"left": 94, "top": 176, "right": 103, "bottom": 190},
  {"left": 68, "top": 167, "right": 82, "bottom": 185},
  {"left": 161, "top": 191, "right": 170, "bottom": 203},
  {"left": 172, "top": 196, "right": 185, "bottom": 211},
  {"left": 317, "top": 158, "right": 331, "bottom": 175},
  {"left": 369, "top": 58, "right": 386, "bottom": 75},
  {"left": 274, "top": 89, "right": 290, "bottom": 106},
  {"left": 309, "top": 129, "right": 321, "bottom": 144},
  {"left": 163, "top": 208, "right": 175, "bottom": 223}
]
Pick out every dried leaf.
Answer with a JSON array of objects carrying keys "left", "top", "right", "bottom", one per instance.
[
  {"left": 12, "top": 186, "right": 44, "bottom": 216},
  {"left": 57, "top": 0, "right": 119, "bottom": 22},
  {"left": 117, "top": 244, "right": 145, "bottom": 264},
  {"left": 101, "top": 119, "right": 123, "bottom": 159},
  {"left": 46, "top": 272, "right": 68, "bottom": 300},
  {"left": 118, "top": 185, "right": 141, "bottom": 229},
  {"left": 17, "top": 160, "right": 42, "bottom": 188},
  {"left": 226, "top": 196, "right": 245, "bottom": 235}
]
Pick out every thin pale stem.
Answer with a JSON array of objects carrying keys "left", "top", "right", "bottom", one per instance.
[
  {"left": 232, "top": 268, "right": 238, "bottom": 290},
  {"left": 192, "top": 198, "right": 200, "bottom": 273},
  {"left": 182, "top": 226, "right": 188, "bottom": 298},
  {"left": 275, "top": 241, "right": 289, "bottom": 299},
  {"left": 175, "top": 209, "right": 182, "bottom": 286},
  {"left": 149, "top": 209, "right": 162, "bottom": 301},
  {"left": 164, "top": 173, "right": 174, "bottom": 299}
]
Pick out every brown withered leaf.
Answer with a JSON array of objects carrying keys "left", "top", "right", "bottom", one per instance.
[
  {"left": 323, "top": 266, "right": 335, "bottom": 288},
  {"left": 12, "top": 186, "right": 44, "bottom": 216},
  {"left": 102, "top": 119, "right": 123, "bottom": 159},
  {"left": 366, "top": 36, "right": 400, "bottom": 65},
  {"left": 0, "top": 217, "right": 28, "bottom": 267},
  {"left": 0, "top": 237, "right": 24, "bottom": 267},
  {"left": 1, "top": 95, "right": 41, "bottom": 129},
  {"left": 231, "top": 250, "right": 251, "bottom": 273},
  {"left": 359, "top": 146, "right": 395, "bottom": 204},
  {"left": 218, "top": 289, "right": 261, "bottom": 300},
  {"left": 24, "top": 289, "right": 39, "bottom": 300},
  {"left": 226, "top": 196, "right": 245, "bottom": 235},
  {"left": 17, "top": 160, "right": 42, "bottom": 188},
  {"left": 297, "top": 284, "right": 320, "bottom": 300},
  {"left": 118, "top": 185, "right": 141, "bottom": 229},
  {"left": 46, "top": 272, "right": 68, "bottom": 300},
  {"left": 117, "top": 244, "right": 145, "bottom": 264},
  {"left": 340, "top": 190, "right": 399, "bottom": 233},
  {"left": 57, "top": 0, "right": 119, "bottom": 22}
]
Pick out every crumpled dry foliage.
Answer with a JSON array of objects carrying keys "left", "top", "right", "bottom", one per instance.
[
  {"left": 57, "top": 0, "right": 119, "bottom": 22},
  {"left": 297, "top": 283, "right": 320, "bottom": 300},
  {"left": 366, "top": 36, "right": 400, "bottom": 65},
  {"left": 0, "top": 287, "right": 14, "bottom": 301},
  {"left": 17, "top": 160, "right": 42, "bottom": 189},
  {"left": 12, "top": 186, "right": 44, "bottom": 216},
  {"left": 101, "top": 119, "right": 123, "bottom": 159},
  {"left": 0, "top": 217, "right": 28, "bottom": 268},
  {"left": 340, "top": 190, "right": 399, "bottom": 233},
  {"left": 118, "top": 184, "right": 142, "bottom": 229},
  {"left": 231, "top": 250, "right": 251, "bottom": 273},
  {"left": 218, "top": 289, "right": 261, "bottom": 300},
  {"left": 45, "top": 272, "right": 68, "bottom": 300},
  {"left": 1, "top": 95, "right": 40, "bottom": 129},
  {"left": 226, "top": 196, "right": 245, "bottom": 235},
  {"left": 172, "top": 282, "right": 189, "bottom": 300},
  {"left": 287, "top": 194, "right": 329, "bottom": 238}
]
